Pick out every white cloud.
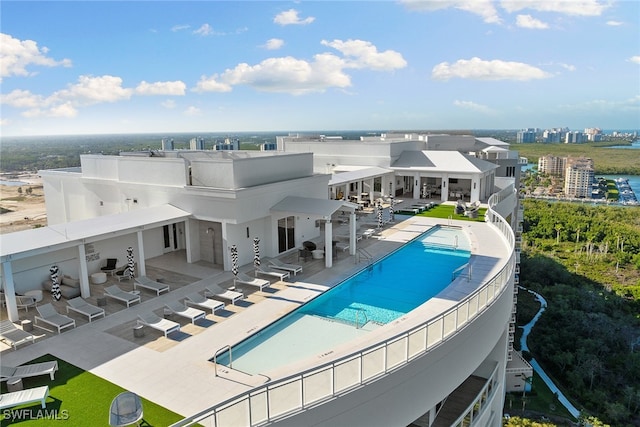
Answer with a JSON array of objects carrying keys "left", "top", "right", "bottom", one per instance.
[
  {"left": 171, "top": 24, "right": 191, "bottom": 32},
  {"left": 1, "top": 89, "right": 45, "bottom": 108},
  {"left": 184, "top": 106, "right": 201, "bottom": 116},
  {"left": 501, "top": 0, "right": 610, "bottom": 17},
  {"left": 193, "top": 24, "right": 214, "bottom": 36},
  {"left": 321, "top": 39, "right": 407, "bottom": 71},
  {"left": 48, "top": 102, "right": 78, "bottom": 118},
  {"left": 0, "top": 33, "right": 72, "bottom": 79},
  {"left": 400, "top": 0, "right": 501, "bottom": 24},
  {"left": 52, "top": 75, "right": 133, "bottom": 105},
  {"left": 453, "top": 100, "right": 495, "bottom": 114},
  {"left": 193, "top": 76, "right": 233, "bottom": 93},
  {"left": 628, "top": 56, "right": 640, "bottom": 64},
  {"left": 559, "top": 95, "right": 640, "bottom": 113},
  {"left": 432, "top": 57, "right": 553, "bottom": 81},
  {"left": 516, "top": 14, "right": 549, "bottom": 29},
  {"left": 264, "top": 38, "right": 285, "bottom": 50},
  {"left": 161, "top": 99, "right": 177, "bottom": 109},
  {"left": 606, "top": 20, "right": 623, "bottom": 26},
  {"left": 274, "top": 9, "right": 315, "bottom": 26},
  {"left": 559, "top": 63, "right": 576, "bottom": 71},
  {"left": 135, "top": 80, "right": 186, "bottom": 95}
]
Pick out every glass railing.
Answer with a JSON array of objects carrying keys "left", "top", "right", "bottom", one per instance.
[{"left": 171, "top": 187, "right": 516, "bottom": 427}]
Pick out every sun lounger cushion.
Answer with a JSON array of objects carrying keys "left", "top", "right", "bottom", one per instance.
[{"left": 0, "top": 385, "right": 49, "bottom": 410}]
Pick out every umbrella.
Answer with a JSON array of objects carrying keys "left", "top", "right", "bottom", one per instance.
[
  {"left": 230, "top": 245, "right": 239, "bottom": 288},
  {"left": 126, "top": 246, "right": 135, "bottom": 279},
  {"left": 377, "top": 201, "right": 383, "bottom": 229},
  {"left": 49, "top": 265, "right": 62, "bottom": 301},
  {"left": 253, "top": 237, "right": 260, "bottom": 275},
  {"left": 389, "top": 196, "right": 395, "bottom": 222}
]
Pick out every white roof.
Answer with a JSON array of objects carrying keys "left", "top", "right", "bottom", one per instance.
[
  {"left": 328, "top": 167, "right": 393, "bottom": 186},
  {"left": 1, "top": 204, "right": 191, "bottom": 261},
  {"left": 476, "top": 137, "right": 510, "bottom": 147},
  {"left": 392, "top": 151, "right": 498, "bottom": 174},
  {"left": 270, "top": 196, "right": 358, "bottom": 219}
]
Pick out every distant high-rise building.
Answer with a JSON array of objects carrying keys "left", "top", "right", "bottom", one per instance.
[
  {"left": 516, "top": 128, "right": 537, "bottom": 143},
  {"left": 564, "top": 157, "right": 594, "bottom": 198},
  {"left": 564, "top": 131, "right": 587, "bottom": 144},
  {"left": 190, "top": 137, "right": 206, "bottom": 150},
  {"left": 213, "top": 137, "right": 240, "bottom": 151},
  {"left": 261, "top": 142, "right": 277, "bottom": 151},
  {"left": 542, "top": 128, "right": 567, "bottom": 143},
  {"left": 161, "top": 138, "right": 175, "bottom": 151},
  {"left": 538, "top": 155, "right": 566, "bottom": 176}
]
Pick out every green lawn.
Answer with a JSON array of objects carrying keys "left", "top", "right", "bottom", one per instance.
[
  {"left": 1, "top": 355, "right": 184, "bottom": 426},
  {"left": 505, "top": 374, "right": 576, "bottom": 422},
  {"left": 399, "top": 203, "right": 487, "bottom": 222}
]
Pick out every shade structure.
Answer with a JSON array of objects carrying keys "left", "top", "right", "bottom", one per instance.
[
  {"left": 253, "top": 238, "right": 260, "bottom": 267},
  {"left": 49, "top": 265, "right": 62, "bottom": 301},
  {"left": 230, "top": 245, "right": 239, "bottom": 288},
  {"left": 389, "top": 196, "right": 395, "bottom": 222},
  {"left": 377, "top": 201, "right": 383, "bottom": 229},
  {"left": 126, "top": 247, "right": 135, "bottom": 279}
]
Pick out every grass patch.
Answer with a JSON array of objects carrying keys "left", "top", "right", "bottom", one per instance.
[
  {"left": 1, "top": 354, "right": 184, "bottom": 426},
  {"left": 412, "top": 203, "right": 487, "bottom": 222},
  {"left": 505, "top": 374, "right": 575, "bottom": 421}
]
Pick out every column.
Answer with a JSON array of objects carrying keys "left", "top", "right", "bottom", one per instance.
[
  {"left": 77, "top": 244, "right": 90, "bottom": 298},
  {"left": 324, "top": 219, "right": 333, "bottom": 268},
  {"left": 137, "top": 230, "right": 146, "bottom": 277},
  {"left": 2, "top": 261, "right": 19, "bottom": 322},
  {"left": 349, "top": 212, "right": 357, "bottom": 255}
]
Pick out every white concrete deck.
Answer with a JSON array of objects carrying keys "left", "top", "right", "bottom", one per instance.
[{"left": 0, "top": 215, "right": 511, "bottom": 419}]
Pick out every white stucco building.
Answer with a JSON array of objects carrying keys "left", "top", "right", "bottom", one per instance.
[{"left": 0, "top": 132, "right": 527, "bottom": 427}]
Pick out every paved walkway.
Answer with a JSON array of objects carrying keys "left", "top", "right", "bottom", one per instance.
[{"left": 519, "top": 288, "right": 581, "bottom": 419}]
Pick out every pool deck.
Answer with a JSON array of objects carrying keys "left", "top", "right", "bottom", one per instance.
[{"left": 0, "top": 215, "right": 511, "bottom": 419}]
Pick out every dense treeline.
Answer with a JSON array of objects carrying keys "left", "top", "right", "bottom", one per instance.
[{"left": 519, "top": 200, "right": 640, "bottom": 426}]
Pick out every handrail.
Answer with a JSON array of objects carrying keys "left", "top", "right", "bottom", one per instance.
[
  {"left": 213, "top": 345, "right": 232, "bottom": 377},
  {"left": 452, "top": 262, "right": 471, "bottom": 281},
  {"left": 354, "top": 308, "right": 368, "bottom": 329},
  {"left": 171, "top": 185, "right": 517, "bottom": 427},
  {"left": 356, "top": 248, "right": 373, "bottom": 265}
]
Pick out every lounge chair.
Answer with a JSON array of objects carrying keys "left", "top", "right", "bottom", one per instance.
[
  {"left": 66, "top": 297, "right": 105, "bottom": 322},
  {"left": 204, "top": 284, "right": 243, "bottom": 305},
  {"left": 137, "top": 312, "right": 180, "bottom": 337},
  {"left": 335, "top": 242, "right": 350, "bottom": 252},
  {"left": 184, "top": 292, "right": 225, "bottom": 314},
  {"left": 34, "top": 303, "right": 76, "bottom": 334},
  {"left": 109, "top": 391, "right": 143, "bottom": 427},
  {"left": 255, "top": 265, "right": 290, "bottom": 281},
  {"left": 114, "top": 264, "right": 135, "bottom": 282},
  {"left": 16, "top": 295, "right": 37, "bottom": 312},
  {"left": 269, "top": 258, "right": 303, "bottom": 276},
  {"left": 1, "top": 361, "right": 58, "bottom": 382},
  {"left": 234, "top": 272, "right": 270, "bottom": 291},
  {"left": 104, "top": 285, "right": 141, "bottom": 307},
  {"left": 164, "top": 300, "right": 206, "bottom": 324},
  {"left": 0, "top": 320, "right": 38, "bottom": 350},
  {"left": 0, "top": 385, "right": 49, "bottom": 410},
  {"left": 101, "top": 258, "right": 119, "bottom": 275},
  {"left": 134, "top": 276, "right": 170, "bottom": 296}
]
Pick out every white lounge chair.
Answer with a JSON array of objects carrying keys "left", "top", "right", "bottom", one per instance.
[
  {"left": 137, "top": 312, "right": 180, "bottom": 338},
  {"left": 165, "top": 301, "right": 206, "bottom": 324},
  {"left": 34, "top": 303, "right": 76, "bottom": 334},
  {"left": 109, "top": 391, "right": 143, "bottom": 427},
  {"left": 0, "top": 320, "right": 38, "bottom": 350},
  {"left": 1, "top": 361, "right": 58, "bottom": 382},
  {"left": 269, "top": 258, "right": 303, "bottom": 276},
  {"left": 16, "top": 295, "right": 37, "bottom": 312},
  {"left": 184, "top": 293, "right": 225, "bottom": 314},
  {"left": 0, "top": 385, "right": 49, "bottom": 410},
  {"left": 134, "top": 276, "right": 170, "bottom": 296},
  {"left": 335, "top": 242, "right": 350, "bottom": 252},
  {"left": 104, "top": 285, "right": 141, "bottom": 307},
  {"left": 234, "top": 272, "right": 270, "bottom": 291},
  {"left": 255, "top": 265, "right": 290, "bottom": 281},
  {"left": 66, "top": 297, "right": 105, "bottom": 322},
  {"left": 204, "top": 284, "right": 243, "bottom": 305}
]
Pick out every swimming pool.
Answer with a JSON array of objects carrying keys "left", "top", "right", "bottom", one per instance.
[{"left": 214, "top": 225, "right": 471, "bottom": 374}]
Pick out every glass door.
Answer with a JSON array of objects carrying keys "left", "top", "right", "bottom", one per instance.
[{"left": 277, "top": 216, "right": 295, "bottom": 253}]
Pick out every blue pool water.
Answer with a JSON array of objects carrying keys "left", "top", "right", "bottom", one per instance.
[{"left": 214, "top": 225, "right": 471, "bottom": 374}]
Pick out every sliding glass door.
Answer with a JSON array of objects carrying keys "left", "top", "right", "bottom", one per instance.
[{"left": 277, "top": 216, "right": 295, "bottom": 253}]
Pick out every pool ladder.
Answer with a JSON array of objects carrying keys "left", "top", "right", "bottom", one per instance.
[
  {"left": 356, "top": 248, "right": 373, "bottom": 266},
  {"left": 354, "top": 308, "right": 368, "bottom": 329},
  {"left": 213, "top": 345, "right": 232, "bottom": 376}
]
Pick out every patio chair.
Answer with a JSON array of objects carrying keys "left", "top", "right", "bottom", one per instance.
[
  {"left": 114, "top": 264, "right": 135, "bottom": 282},
  {"left": 269, "top": 258, "right": 303, "bottom": 276},
  {"left": 137, "top": 312, "right": 180, "bottom": 338},
  {"left": 101, "top": 258, "right": 119, "bottom": 275},
  {"left": 204, "top": 284, "right": 243, "bottom": 305},
  {"left": 134, "top": 276, "right": 170, "bottom": 296},
  {"left": 1, "top": 360, "right": 58, "bottom": 382},
  {"left": 104, "top": 285, "right": 141, "bottom": 308},
  {"left": 34, "top": 303, "right": 76, "bottom": 334},
  {"left": 0, "top": 320, "right": 38, "bottom": 350},
  {"left": 0, "top": 385, "right": 49, "bottom": 411},
  {"left": 109, "top": 391, "right": 143, "bottom": 427},
  {"left": 16, "top": 295, "right": 37, "bottom": 312},
  {"left": 164, "top": 300, "right": 206, "bottom": 324},
  {"left": 66, "top": 297, "right": 105, "bottom": 322},
  {"left": 255, "top": 265, "right": 290, "bottom": 281},
  {"left": 234, "top": 272, "right": 270, "bottom": 291},
  {"left": 184, "top": 292, "right": 225, "bottom": 314}
]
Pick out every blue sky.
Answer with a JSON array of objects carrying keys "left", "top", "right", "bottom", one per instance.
[{"left": 1, "top": 0, "right": 638, "bottom": 136}]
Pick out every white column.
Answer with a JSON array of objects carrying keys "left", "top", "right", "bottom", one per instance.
[
  {"left": 78, "top": 244, "right": 90, "bottom": 298},
  {"left": 2, "top": 261, "right": 19, "bottom": 322},
  {"left": 324, "top": 219, "right": 333, "bottom": 268},
  {"left": 413, "top": 174, "right": 421, "bottom": 199},
  {"left": 349, "top": 212, "right": 357, "bottom": 255},
  {"left": 137, "top": 230, "right": 146, "bottom": 277}
]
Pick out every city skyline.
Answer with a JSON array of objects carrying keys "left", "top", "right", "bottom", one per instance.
[{"left": 1, "top": 0, "right": 639, "bottom": 137}]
